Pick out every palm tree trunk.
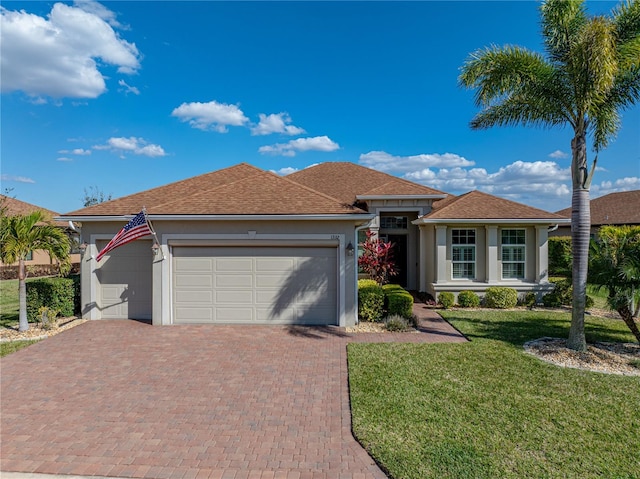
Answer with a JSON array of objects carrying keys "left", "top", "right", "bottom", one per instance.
[
  {"left": 617, "top": 304, "right": 640, "bottom": 343},
  {"left": 18, "top": 258, "right": 29, "bottom": 332},
  {"left": 567, "top": 133, "right": 590, "bottom": 351}
]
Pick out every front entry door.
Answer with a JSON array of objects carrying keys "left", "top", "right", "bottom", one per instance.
[{"left": 388, "top": 234, "right": 408, "bottom": 287}]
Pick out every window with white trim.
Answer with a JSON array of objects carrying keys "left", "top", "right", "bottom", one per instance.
[
  {"left": 501, "top": 229, "right": 526, "bottom": 279},
  {"left": 452, "top": 229, "right": 475, "bottom": 279}
]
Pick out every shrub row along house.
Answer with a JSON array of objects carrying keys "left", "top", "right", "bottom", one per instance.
[{"left": 59, "top": 162, "right": 569, "bottom": 327}]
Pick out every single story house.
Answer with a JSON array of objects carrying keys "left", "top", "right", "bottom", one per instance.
[
  {"left": 552, "top": 189, "right": 640, "bottom": 238},
  {"left": 59, "top": 162, "right": 569, "bottom": 327},
  {"left": 0, "top": 195, "right": 80, "bottom": 275}
]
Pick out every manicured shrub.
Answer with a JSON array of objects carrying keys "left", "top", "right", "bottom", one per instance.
[
  {"left": 542, "top": 279, "right": 594, "bottom": 309},
  {"left": 383, "top": 284, "right": 414, "bottom": 319},
  {"left": 358, "top": 279, "right": 384, "bottom": 322},
  {"left": 437, "top": 292, "right": 455, "bottom": 309},
  {"left": 384, "top": 314, "right": 411, "bottom": 332},
  {"left": 26, "top": 277, "right": 77, "bottom": 321},
  {"left": 522, "top": 292, "right": 537, "bottom": 309},
  {"left": 484, "top": 287, "right": 518, "bottom": 309},
  {"left": 457, "top": 290, "right": 480, "bottom": 308}
]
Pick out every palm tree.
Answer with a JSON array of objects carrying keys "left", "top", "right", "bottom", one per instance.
[
  {"left": 589, "top": 226, "right": 640, "bottom": 342},
  {"left": 459, "top": 0, "right": 640, "bottom": 351},
  {"left": 0, "top": 211, "right": 71, "bottom": 331}
]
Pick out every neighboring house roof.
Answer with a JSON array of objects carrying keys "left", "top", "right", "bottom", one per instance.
[
  {"left": 418, "top": 190, "right": 569, "bottom": 222},
  {"left": 286, "top": 162, "right": 447, "bottom": 204},
  {"left": 0, "top": 195, "right": 67, "bottom": 227},
  {"left": 63, "top": 163, "right": 367, "bottom": 217},
  {"left": 555, "top": 190, "right": 640, "bottom": 226}
]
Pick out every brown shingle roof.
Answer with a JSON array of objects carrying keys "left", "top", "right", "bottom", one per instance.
[
  {"left": 63, "top": 163, "right": 366, "bottom": 216},
  {"left": 0, "top": 195, "right": 66, "bottom": 227},
  {"left": 556, "top": 190, "right": 640, "bottom": 225},
  {"left": 286, "top": 162, "right": 446, "bottom": 204},
  {"left": 423, "top": 190, "right": 567, "bottom": 220}
]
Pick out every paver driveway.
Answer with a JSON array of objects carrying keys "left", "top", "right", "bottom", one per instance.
[{"left": 1, "top": 313, "right": 465, "bottom": 479}]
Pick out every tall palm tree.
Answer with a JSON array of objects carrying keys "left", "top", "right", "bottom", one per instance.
[
  {"left": 0, "top": 211, "right": 71, "bottom": 331},
  {"left": 589, "top": 225, "right": 640, "bottom": 342},
  {"left": 459, "top": 0, "right": 640, "bottom": 351}
]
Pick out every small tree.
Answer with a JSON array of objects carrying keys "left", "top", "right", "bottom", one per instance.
[
  {"left": 0, "top": 211, "right": 71, "bottom": 331},
  {"left": 82, "top": 186, "right": 112, "bottom": 207},
  {"left": 588, "top": 225, "right": 640, "bottom": 342},
  {"left": 358, "top": 230, "right": 397, "bottom": 285}
]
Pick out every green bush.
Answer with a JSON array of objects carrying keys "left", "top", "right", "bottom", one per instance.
[
  {"left": 358, "top": 279, "right": 384, "bottom": 322},
  {"left": 437, "top": 292, "right": 455, "bottom": 309},
  {"left": 484, "top": 287, "right": 518, "bottom": 309},
  {"left": 523, "top": 292, "right": 537, "bottom": 309},
  {"left": 384, "top": 314, "right": 411, "bottom": 332},
  {"left": 26, "top": 277, "right": 78, "bottom": 322},
  {"left": 383, "top": 284, "right": 414, "bottom": 319},
  {"left": 542, "top": 279, "right": 594, "bottom": 308},
  {"left": 548, "top": 236, "right": 572, "bottom": 277},
  {"left": 457, "top": 290, "right": 480, "bottom": 308}
]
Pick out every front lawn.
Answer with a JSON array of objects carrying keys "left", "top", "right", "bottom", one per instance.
[
  {"left": 0, "top": 339, "right": 39, "bottom": 357},
  {"left": 348, "top": 310, "right": 640, "bottom": 479}
]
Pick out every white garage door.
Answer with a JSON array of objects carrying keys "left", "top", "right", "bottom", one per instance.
[
  {"left": 172, "top": 246, "right": 337, "bottom": 325},
  {"left": 96, "top": 239, "right": 152, "bottom": 320}
]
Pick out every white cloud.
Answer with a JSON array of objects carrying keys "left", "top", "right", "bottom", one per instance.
[
  {"left": 270, "top": 167, "right": 299, "bottom": 175},
  {"left": 58, "top": 148, "right": 91, "bottom": 155},
  {"left": 0, "top": 2, "right": 140, "bottom": 99},
  {"left": 171, "top": 100, "right": 248, "bottom": 132},
  {"left": 93, "top": 137, "right": 167, "bottom": 157},
  {"left": 73, "top": 0, "right": 124, "bottom": 28},
  {"left": 548, "top": 150, "right": 568, "bottom": 159},
  {"left": 118, "top": 79, "right": 140, "bottom": 95},
  {"left": 592, "top": 177, "right": 640, "bottom": 197},
  {"left": 251, "top": 113, "right": 305, "bottom": 136},
  {"left": 57, "top": 157, "right": 73, "bottom": 162},
  {"left": 1, "top": 174, "right": 35, "bottom": 184},
  {"left": 259, "top": 136, "right": 340, "bottom": 157},
  {"left": 360, "top": 151, "right": 474, "bottom": 172}
]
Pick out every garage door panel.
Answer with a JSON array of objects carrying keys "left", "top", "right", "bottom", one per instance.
[
  {"left": 174, "top": 307, "right": 213, "bottom": 323},
  {"left": 176, "top": 290, "right": 213, "bottom": 303},
  {"left": 173, "top": 246, "right": 337, "bottom": 325},
  {"left": 174, "top": 258, "right": 213, "bottom": 271},
  {"left": 215, "top": 274, "right": 253, "bottom": 288},
  {"left": 216, "top": 258, "right": 253, "bottom": 272}
]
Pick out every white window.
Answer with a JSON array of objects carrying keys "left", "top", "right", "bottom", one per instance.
[
  {"left": 452, "top": 229, "right": 475, "bottom": 279},
  {"left": 502, "top": 229, "right": 526, "bottom": 279},
  {"left": 380, "top": 216, "right": 408, "bottom": 230}
]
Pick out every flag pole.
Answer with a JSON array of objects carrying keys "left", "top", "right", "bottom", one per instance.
[{"left": 142, "top": 206, "right": 165, "bottom": 260}]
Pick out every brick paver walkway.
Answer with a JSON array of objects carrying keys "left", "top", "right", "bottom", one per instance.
[{"left": 1, "top": 309, "right": 465, "bottom": 479}]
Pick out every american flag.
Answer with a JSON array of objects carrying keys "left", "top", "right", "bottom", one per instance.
[{"left": 96, "top": 211, "right": 152, "bottom": 262}]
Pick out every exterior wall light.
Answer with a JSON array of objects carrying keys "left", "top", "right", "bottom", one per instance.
[{"left": 346, "top": 241, "right": 355, "bottom": 256}]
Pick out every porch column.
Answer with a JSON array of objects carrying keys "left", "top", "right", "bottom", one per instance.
[
  {"left": 435, "top": 225, "right": 447, "bottom": 283},
  {"left": 485, "top": 225, "right": 498, "bottom": 283},
  {"left": 419, "top": 226, "right": 427, "bottom": 292},
  {"left": 536, "top": 226, "right": 549, "bottom": 283}
]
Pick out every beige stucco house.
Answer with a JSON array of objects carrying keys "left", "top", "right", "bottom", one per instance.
[{"left": 59, "top": 162, "right": 569, "bottom": 327}]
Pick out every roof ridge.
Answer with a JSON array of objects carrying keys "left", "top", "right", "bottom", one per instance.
[
  {"left": 265, "top": 169, "right": 367, "bottom": 212},
  {"left": 149, "top": 165, "right": 266, "bottom": 211}
]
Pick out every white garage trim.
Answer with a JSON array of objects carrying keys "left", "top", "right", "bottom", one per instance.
[{"left": 160, "top": 233, "right": 347, "bottom": 326}]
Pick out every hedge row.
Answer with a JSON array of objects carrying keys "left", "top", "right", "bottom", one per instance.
[
  {"left": 25, "top": 275, "right": 80, "bottom": 322},
  {"left": 357, "top": 280, "right": 413, "bottom": 322}
]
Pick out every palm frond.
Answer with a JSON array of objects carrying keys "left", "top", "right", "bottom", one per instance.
[
  {"left": 541, "top": 0, "right": 588, "bottom": 63},
  {"left": 612, "top": 0, "right": 640, "bottom": 45}
]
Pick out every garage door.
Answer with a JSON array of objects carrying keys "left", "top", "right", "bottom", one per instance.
[
  {"left": 96, "top": 239, "right": 152, "bottom": 320},
  {"left": 172, "top": 246, "right": 337, "bottom": 325}
]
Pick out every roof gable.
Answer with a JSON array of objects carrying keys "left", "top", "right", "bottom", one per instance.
[
  {"left": 0, "top": 195, "right": 66, "bottom": 227},
  {"left": 556, "top": 190, "right": 640, "bottom": 225},
  {"left": 64, "top": 163, "right": 366, "bottom": 216},
  {"left": 424, "top": 190, "right": 567, "bottom": 220},
  {"left": 287, "top": 162, "right": 446, "bottom": 204}
]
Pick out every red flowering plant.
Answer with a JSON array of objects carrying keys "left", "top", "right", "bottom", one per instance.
[{"left": 358, "top": 230, "right": 398, "bottom": 284}]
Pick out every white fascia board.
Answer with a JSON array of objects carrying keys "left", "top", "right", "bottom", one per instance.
[
  {"left": 56, "top": 213, "right": 376, "bottom": 222},
  {"left": 356, "top": 194, "right": 447, "bottom": 201},
  {"left": 411, "top": 217, "right": 572, "bottom": 225}
]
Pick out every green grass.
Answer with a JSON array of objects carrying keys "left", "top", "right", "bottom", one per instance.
[
  {"left": 0, "top": 339, "right": 39, "bottom": 357},
  {"left": 0, "top": 278, "right": 43, "bottom": 328},
  {"left": 348, "top": 310, "right": 640, "bottom": 479}
]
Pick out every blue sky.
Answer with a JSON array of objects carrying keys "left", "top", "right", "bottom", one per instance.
[{"left": 2, "top": 0, "right": 639, "bottom": 214}]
